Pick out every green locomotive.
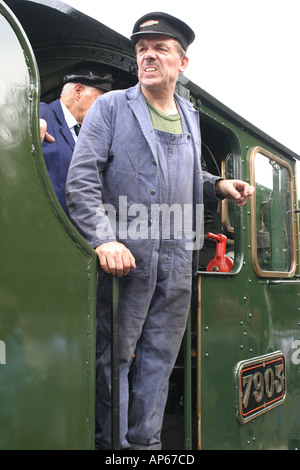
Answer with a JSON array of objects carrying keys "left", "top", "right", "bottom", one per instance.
[{"left": 0, "top": 0, "right": 299, "bottom": 450}]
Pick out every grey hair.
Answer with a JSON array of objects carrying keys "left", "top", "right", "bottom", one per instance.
[
  {"left": 60, "top": 82, "right": 76, "bottom": 97},
  {"left": 174, "top": 42, "right": 187, "bottom": 59},
  {"left": 60, "top": 82, "right": 95, "bottom": 97}
]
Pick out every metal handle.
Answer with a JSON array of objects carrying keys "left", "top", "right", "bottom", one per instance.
[{"left": 111, "top": 275, "right": 120, "bottom": 450}]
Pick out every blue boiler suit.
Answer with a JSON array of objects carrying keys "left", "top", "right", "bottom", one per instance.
[{"left": 66, "top": 83, "right": 221, "bottom": 449}]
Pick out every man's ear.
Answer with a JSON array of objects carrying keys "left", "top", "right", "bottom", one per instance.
[
  {"left": 73, "top": 83, "right": 84, "bottom": 100},
  {"left": 179, "top": 56, "right": 189, "bottom": 73}
]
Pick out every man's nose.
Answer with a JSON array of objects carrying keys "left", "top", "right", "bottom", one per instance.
[{"left": 144, "top": 47, "right": 156, "bottom": 59}]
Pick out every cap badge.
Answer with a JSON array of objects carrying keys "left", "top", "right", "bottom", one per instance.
[{"left": 140, "top": 20, "right": 159, "bottom": 28}]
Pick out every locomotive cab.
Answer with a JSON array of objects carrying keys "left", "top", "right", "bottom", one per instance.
[{"left": 1, "top": 0, "right": 300, "bottom": 451}]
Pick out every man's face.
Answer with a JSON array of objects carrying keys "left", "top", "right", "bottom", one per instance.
[
  {"left": 136, "top": 35, "right": 188, "bottom": 93},
  {"left": 80, "top": 87, "right": 104, "bottom": 120}
]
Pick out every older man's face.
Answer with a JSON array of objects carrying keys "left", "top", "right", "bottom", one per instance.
[
  {"left": 136, "top": 35, "right": 188, "bottom": 94},
  {"left": 80, "top": 87, "right": 104, "bottom": 120}
]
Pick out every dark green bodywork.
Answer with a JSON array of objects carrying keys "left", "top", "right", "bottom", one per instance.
[
  {"left": 1, "top": 0, "right": 300, "bottom": 450},
  {"left": 0, "top": 0, "right": 97, "bottom": 449},
  {"left": 196, "top": 105, "right": 300, "bottom": 450}
]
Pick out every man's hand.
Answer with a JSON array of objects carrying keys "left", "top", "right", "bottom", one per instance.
[
  {"left": 215, "top": 179, "right": 255, "bottom": 206},
  {"left": 40, "top": 118, "right": 55, "bottom": 143},
  {"left": 95, "top": 241, "right": 136, "bottom": 277}
]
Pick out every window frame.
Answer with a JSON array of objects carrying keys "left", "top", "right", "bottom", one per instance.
[{"left": 249, "top": 146, "right": 296, "bottom": 278}]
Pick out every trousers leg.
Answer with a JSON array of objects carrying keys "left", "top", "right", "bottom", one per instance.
[
  {"left": 127, "top": 267, "right": 192, "bottom": 450},
  {"left": 95, "top": 270, "right": 157, "bottom": 449},
  {"left": 95, "top": 249, "right": 192, "bottom": 450}
]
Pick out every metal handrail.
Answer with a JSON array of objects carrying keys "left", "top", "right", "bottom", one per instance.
[{"left": 111, "top": 275, "right": 120, "bottom": 449}]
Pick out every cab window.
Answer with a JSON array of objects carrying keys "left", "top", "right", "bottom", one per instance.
[{"left": 250, "top": 147, "right": 296, "bottom": 277}]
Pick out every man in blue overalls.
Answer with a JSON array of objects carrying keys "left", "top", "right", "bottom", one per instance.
[{"left": 66, "top": 12, "right": 255, "bottom": 450}]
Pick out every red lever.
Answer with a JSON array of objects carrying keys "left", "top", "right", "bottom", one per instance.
[{"left": 206, "top": 232, "right": 234, "bottom": 272}]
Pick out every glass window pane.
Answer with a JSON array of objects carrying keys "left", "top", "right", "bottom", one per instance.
[{"left": 251, "top": 148, "right": 296, "bottom": 277}]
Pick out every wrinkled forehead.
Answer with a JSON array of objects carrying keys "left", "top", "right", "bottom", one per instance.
[{"left": 136, "top": 34, "right": 179, "bottom": 48}]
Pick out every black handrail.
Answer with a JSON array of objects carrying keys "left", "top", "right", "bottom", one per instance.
[{"left": 111, "top": 275, "right": 120, "bottom": 449}]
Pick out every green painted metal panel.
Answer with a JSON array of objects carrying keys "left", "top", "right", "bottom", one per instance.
[
  {"left": 200, "top": 273, "right": 300, "bottom": 449},
  {"left": 0, "top": 1, "right": 97, "bottom": 449},
  {"left": 198, "top": 130, "right": 300, "bottom": 450}
]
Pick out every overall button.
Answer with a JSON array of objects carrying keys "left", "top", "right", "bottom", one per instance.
[
  {"left": 150, "top": 189, "right": 156, "bottom": 196},
  {"left": 152, "top": 159, "right": 157, "bottom": 166}
]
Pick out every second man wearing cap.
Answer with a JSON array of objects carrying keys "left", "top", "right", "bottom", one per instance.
[{"left": 40, "top": 68, "right": 113, "bottom": 215}]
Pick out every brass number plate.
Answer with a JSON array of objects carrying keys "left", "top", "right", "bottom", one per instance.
[{"left": 234, "top": 351, "right": 286, "bottom": 424}]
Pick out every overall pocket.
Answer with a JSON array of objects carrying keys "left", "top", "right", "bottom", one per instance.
[{"left": 174, "top": 230, "right": 193, "bottom": 274}]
